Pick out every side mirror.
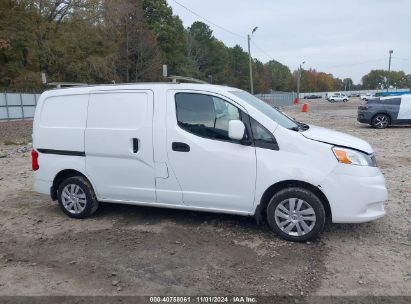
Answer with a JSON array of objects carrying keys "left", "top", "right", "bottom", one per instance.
[{"left": 228, "top": 120, "right": 245, "bottom": 140}]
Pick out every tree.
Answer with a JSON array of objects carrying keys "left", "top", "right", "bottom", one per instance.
[
  {"left": 342, "top": 78, "right": 353, "bottom": 91},
  {"left": 404, "top": 74, "right": 411, "bottom": 89},
  {"left": 0, "top": 0, "right": 108, "bottom": 89},
  {"left": 332, "top": 77, "right": 343, "bottom": 91},
  {"left": 317, "top": 72, "right": 334, "bottom": 92},
  {"left": 290, "top": 68, "right": 346, "bottom": 93},
  {"left": 142, "top": 0, "right": 191, "bottom": 76},
  {"left": 361, "top": 70, "right": 409, "bottom": 89},
  {"left": 225, "top": 45, "right": 249, "bottom": 90},
  {"left": 265, "top": 60, "right": 293, "bottom": 91},
  {"left": 19, "top": 0, "right": 101, "bottom": 74},
  {"left": 253, "top": 59, "right": 266, "bottom": 93},
  {"left": 186, "top": 21, "right": 229, "bottom": 83},
  {"left": 103, "top": 0, "right": 162, "bottom": 83},
  {"left": 0, "top": 0, "right": 39, "bottom": 89}
]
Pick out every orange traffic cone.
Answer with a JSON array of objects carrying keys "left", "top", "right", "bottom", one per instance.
[
  {"left": 293, "top": 98, "right": 299, "bottom": 105},
  {"left": 301, "top": 103, "right": 308, "bottom": 112}
]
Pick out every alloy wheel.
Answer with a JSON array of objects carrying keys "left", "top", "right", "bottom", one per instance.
[
  {"left": 61, "top": 184, "right": 87, "bottom": 214},
  {"left": 374, "top": 115, "right": 389, "bottom": 128},
  {"left": 274, "top": 198, "right": 316, "bottom": 236}
]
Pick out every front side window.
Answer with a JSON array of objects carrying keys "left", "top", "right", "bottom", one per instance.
[
  {"left": 250, "top": 117, "right": 278, "bottom": 150},
  {"left": 175, "top": 93, "right": 241, "bottom": 142}
]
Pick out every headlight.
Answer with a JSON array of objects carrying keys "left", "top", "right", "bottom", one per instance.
[{"left": 332, "top": 147, "right": 377, "bottom": 166}]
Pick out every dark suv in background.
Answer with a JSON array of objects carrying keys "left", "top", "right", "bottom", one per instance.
[{"left": 357, "top": 96, "right": 411, "bottom": 128}]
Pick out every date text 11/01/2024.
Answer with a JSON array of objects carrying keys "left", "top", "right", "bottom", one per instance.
[{"left": 149, "top": 296, "right": 257, "bottom": 303}]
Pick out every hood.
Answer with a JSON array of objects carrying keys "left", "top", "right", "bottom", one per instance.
[{"left": 302, "top": 125, "right": 373, "bottom": 154}]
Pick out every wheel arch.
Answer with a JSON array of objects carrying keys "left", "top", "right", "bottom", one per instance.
[
  {"left": 51, "top": 169, "right": 94, "bottom": 200},
  {"left": 255, "top": 180, "right": 332, "bottom": 224}
]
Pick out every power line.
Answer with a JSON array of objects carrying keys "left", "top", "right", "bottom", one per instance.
[
  {"left": 251, "top": 41, "right": 273, "bottom": 61},
  {"left": 170, "top": 0, "right": 245, "bottom": 39},
  {"left": 252, "top": 40, "right": 392, "bottom": 71},
  {"left": 319, "top": 58, "right": 386, "bottom": 69},
  {"left": 393, "top": 56, "right": 411, "bottom": 62},
  {"left": 251, "top": 41, "right": 389, "bottom": 72}
]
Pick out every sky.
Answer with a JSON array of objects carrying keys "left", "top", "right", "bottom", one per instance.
[{"left": 167, "top": 0, "right": 411, "bottom": 84}]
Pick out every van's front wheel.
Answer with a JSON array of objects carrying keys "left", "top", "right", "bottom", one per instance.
[
  {"left": 266, "top": 187, "right": 325, "bottom": 242},
  {"left": 57, "top": 176, "right": 99, "bottom": 219}
]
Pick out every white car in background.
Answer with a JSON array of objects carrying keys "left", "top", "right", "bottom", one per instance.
[
  {"left": 360, "top": 93, "right": 376, "bottom": 101},
  {"left": 327, "top": 92, "right": 349, "bottom": 102}
]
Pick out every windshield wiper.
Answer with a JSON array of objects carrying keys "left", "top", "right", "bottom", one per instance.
[
  {"left": 288, "top": 122, "right": 309, "bottom": 132},
  {"left": 297, "top": 122, "right": 310, "bottom": 131}
]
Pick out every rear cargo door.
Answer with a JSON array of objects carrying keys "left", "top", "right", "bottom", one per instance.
[{"left": 85, "top": 90, "right": 156, "bottom": 203}]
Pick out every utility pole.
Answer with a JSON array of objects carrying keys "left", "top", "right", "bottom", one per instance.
[
  {"left": 248, "top": 27, "right": 258, "bottom": 94},
  {"left": 387, "top": 50, "right": 393, "bottom": 91},
  {"left": 296, "top": 61, "right": 305, "bottom": 102}
]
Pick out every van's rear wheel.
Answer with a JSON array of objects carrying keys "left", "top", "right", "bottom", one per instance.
[
  {"left": 57, "top": 176, "right": 99, "bottom": 219},
  {"left": 372, "top": 114, "right": 390, "bottom": 129},
  {"left": 266, "top": 187, "right": 325, "bottom": 242}
]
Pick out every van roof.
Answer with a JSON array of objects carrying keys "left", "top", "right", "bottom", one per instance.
[{"left": 41, "top": 82, "right": 242, "bottom": 97}]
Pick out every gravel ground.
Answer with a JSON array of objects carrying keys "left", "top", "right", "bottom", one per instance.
[
  {"left": 0, "top": 98, "right": 410, "bottom": 296},
  {"left": 0, "top": 120, "right": 33, "bottom": 144}
]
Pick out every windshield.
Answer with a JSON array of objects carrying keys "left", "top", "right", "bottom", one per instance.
[{"left": 230, "top": 90, "right": 299, "bottom": 130}]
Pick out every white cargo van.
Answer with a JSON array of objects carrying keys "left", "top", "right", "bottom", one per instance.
[{"left": 32, "top": 83, "right": 388, "bottom": 241}]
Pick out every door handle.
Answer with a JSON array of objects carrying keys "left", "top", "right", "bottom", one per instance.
[
  {"left": 172, "top": 142, "right": 190, "bottom": 152},
  {"left": 132, "top": 138, "right": 139, "bottom": 153}
]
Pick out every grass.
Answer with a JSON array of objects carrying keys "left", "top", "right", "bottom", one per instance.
[
  {"left": 2, "top": 140, "right": 29, "bottom": 146},
  {"left": 3, "top": 140, "right": 18, "bottom": 145}
]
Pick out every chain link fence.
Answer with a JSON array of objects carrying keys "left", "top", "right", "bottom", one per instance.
[
  {"left": 0, "top": 92, "right": 41, "bottom": 121},
  {"left": 255, "top": 91, "right": 297, "bottom": 107}
]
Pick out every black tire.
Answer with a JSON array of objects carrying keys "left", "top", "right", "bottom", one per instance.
[
  {"left": 57, "top": 176, "right": 99, "bottom": 219},
  {"left": 371, "top": 113, "right": 390, "bottom": 129},
  {"left": 343, "top": 99, "right": 348, "bottom": 102},
  {"left": 330, "top": 99, "right": 335, "bottom": 103},
  {"left": 266, "top": 187, "right": 326, "bottom": 242}
]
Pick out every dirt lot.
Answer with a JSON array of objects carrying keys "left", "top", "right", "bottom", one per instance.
[{"left": 0, "top": 98, "right": 410, "bottom": 296}]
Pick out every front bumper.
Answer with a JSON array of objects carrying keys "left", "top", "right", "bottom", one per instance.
[{"left": 320, "top": 164, "right": 388, "bottom": 223}]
